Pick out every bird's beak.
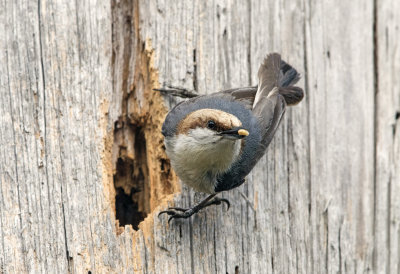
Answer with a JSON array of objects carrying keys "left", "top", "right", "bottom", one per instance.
[{"left": 220, "top": 127, "right": 249, "bottom": 139}]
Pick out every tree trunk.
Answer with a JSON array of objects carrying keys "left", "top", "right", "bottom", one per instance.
[{"left": 1, "top": 0, "right": 399, "bottom": 273}]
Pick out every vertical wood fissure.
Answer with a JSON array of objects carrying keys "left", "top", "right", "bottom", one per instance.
[
  {"left": 247, "top": 0, "right": 252, "bottom": 85},
  {"left": 188, "top": 194, "right": 195, "bottom": 274},
  {"left": 302, "top": 1, "right": 314, "bottom": 272},
  {"left": 372, "top": 0, "right": 379, "bottom": 271},
  {"left": 37, "top": 0, "right": 72, "bottom": 271}
]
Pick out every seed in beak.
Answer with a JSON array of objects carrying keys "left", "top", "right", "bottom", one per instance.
[{"left": 238, "top": 129, "right": 249, "bottom": 136}]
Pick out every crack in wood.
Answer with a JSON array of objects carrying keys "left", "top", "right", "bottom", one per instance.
[
  {"left": 193, "top": 49, "right": 198, "bottom": 92},
  {"left": 110, "top": 0, "right": 179, "bottom": 241}
]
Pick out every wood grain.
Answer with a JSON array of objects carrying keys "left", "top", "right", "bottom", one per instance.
[
  {"left": 375, "top": 0, "right": 400, "bottom": 273},
  {"left": 0, "top": 0, "right": 398, "bottom": 273}
]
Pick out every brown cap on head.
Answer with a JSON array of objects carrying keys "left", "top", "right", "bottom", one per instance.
[{"left": 177, "top": 109, "right": 242, "bottom": 135}]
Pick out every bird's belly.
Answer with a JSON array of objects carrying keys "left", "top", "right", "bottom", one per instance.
[
  {"left": 176, "top": 168, "right": 216, "bottom": 194},
  {"left": 167, "top": 148, "right": 218, "bottom": 193},
  {"left": 164, "top": 135, "right": 240, "bottom": 194}
]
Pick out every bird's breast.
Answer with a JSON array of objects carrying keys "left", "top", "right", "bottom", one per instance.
[{"left": 164, "top": 132, "right": 242, "bottom": 194}]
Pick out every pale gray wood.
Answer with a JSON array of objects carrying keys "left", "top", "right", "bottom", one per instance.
[
  {"left": 304, "top": 1, "right": 376, "bottom": 273},
  {"left": 0, "top": 0, "right": 399, "bottom": 273},
  {"left": 375, "top": 0, "right": 400, "bottom": 273}
]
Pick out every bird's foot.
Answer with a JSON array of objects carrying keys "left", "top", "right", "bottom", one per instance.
[
  {"left": 153, "top": 85, "right": 198, "bottom": 98},
  {"left": 204, "top": 197, "right": 230, "bottom": 210},
  {"left": 158, "top": 195, "right": 230, "bottom": 223},
  {"left": 158, "top": 207, "right": 197, "bottom": 223}
]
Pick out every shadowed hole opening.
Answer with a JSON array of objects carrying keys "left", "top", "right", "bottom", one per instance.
[{"left": 114, "top": 126, "right": 150, "bottom": 230}]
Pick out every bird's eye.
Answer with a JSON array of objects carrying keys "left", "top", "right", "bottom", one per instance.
[{"left": 207, "top": 120, "right": 216, "bottom": 129}]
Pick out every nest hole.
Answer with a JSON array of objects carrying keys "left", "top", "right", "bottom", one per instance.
[{"left": 114, "top": 126, "right": 150, "bottom": 230}]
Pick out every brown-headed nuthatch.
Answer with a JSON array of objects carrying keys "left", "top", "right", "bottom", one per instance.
[{"left": 158, "top": 53, "right": 303, "bottom": 223}]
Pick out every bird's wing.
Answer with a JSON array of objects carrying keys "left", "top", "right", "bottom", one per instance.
[
  {"left": 252, "top": 87, "right": 286, "bottom": 153},
  {"left": 220, "top": 87, "right": 257, "bottom": 110}
]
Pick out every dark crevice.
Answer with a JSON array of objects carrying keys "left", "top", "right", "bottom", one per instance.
[
  {"left": 338, "top": 220, "right": 343, "bottom": 273},
  {"left": 37, "top": 0, "right": 46, "bottom": 91},
  {"left": 372, "top": 0, "right": 379, "bottom": 271},
  {"left": 302, "top": 0, "right": 312, "bottom": 225},
  {"left": 287, "top": 122, "right": 292, "bottom": 229},
  {"left": 56, "top": 72, "right": 71, "bottom": 273},
  {"left": 247, "top": 0, "right": 252, "bottom": 85},
  {"left": 193, "top": 49, "right": 198, "bottom": 92},
  {"left": 213, "top": 222, "right": 217, "bottom": 273},
  {"left": 387, "top": 176, "right": 392, "bottom": 272},
  {"left": 303, "top": 3, "right": 315, "bottom": 274},
  {"left": 222, "top": 30, "right": 231, "bottom": 87},
  {"left": 241, "top": 195, "right": 246, "bottom": 271},
  {"left": 189, "top": 194, "right": 195, "bottom": 274},
  {"left": 61, "top": 202, "right": 70, "bottom": 272},
  {"left": 324, "top": 209, "right": 329, "bottom": 272},
  {"left": 67, "top": 256, "right": 74, "bottom": 274},
  {"left": 114, "top": 125, "right": 150, "bottom": 230},
  {"left": 115, "top": 186, "right": 145, "bottom": 229},
  {"left": 394, "top": 112, "right": 399, "bottom": 136},
  {"left": 271, "top": 254, "right": 274, "bottom": 271}
]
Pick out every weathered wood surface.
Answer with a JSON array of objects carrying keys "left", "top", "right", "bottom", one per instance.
[
  {"left": 375, "top": 0, "right": 400, "bottom": 273},
  {"left": 0, "top": 0, "right": 399, "bottom": 273}
]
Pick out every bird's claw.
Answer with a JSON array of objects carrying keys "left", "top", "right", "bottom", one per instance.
[
  {"left": 222, "top": 199, "right": 230, "bottom": 210},
  {"left": 158, "top": 207, "right": 187, "bottom": 218},
  {"left": 158, "top": 197, "right": 231, "bottom": 224},
  {"left": 158, "top": 208, "right": 194, "bottom": 224},
  {"left": 204, "top": 197, "right": 230, "bottom": 211}
]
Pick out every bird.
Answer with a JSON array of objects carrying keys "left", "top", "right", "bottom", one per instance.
[{"left": 158, "top": 53, "right": 304, "bottom": 223}]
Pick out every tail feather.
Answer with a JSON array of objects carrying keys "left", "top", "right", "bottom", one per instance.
[
  {"left": 278, "top": 59, "right": 303, "bottom": 105},
  {"left": 250, "top": 53, "right": 303, "bottom": 166},
  {"left": 254, "top": 53, "right": 304, "bottom": 107},
  {"left": 279, "top": 60, "right": 301, "bottom": 87},
  {"left": 253, "top": 53, "right": 281, "bottom": 108},
  {"left": 278, "top": 86, "right": 304, "bottom": 106}
]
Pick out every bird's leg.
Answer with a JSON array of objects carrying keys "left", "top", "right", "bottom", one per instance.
[
  {"left": 158, "top": 194, "right": 230, "bottom": 223},
  {"left": 153, "top": 85, "right": 199, "bottom": 99},
  {"left": 167, "top": 197, "right": 230, "bottom": 212}
]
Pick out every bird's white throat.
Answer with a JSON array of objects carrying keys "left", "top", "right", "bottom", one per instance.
[{"left": 165, "top": 127, "right": 242, "bottom": 193}]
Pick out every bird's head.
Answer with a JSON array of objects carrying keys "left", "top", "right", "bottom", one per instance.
[
  {"left": 177, "top": 108, "right": 248, "bottom": 143},
  {"left": 166, "top": 108, "right": 249, "bottom": 174}
]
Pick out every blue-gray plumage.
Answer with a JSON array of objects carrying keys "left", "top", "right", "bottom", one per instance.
[{"left": 159, "top": 53, "right": 303, "bottom": 222}]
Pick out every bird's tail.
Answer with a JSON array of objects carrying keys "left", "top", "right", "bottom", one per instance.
[
  {"left": 249, "top": 53, "right": 304, "bottom": 168},
  {"left": 278, "top": 59, "right": 304, "bottom": 106},
  {"left": 279, "top": 59, "right": 300, "bottom": 87},
  {"left": 254, "top": 53, "right": 304, "bottom": 107}
]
